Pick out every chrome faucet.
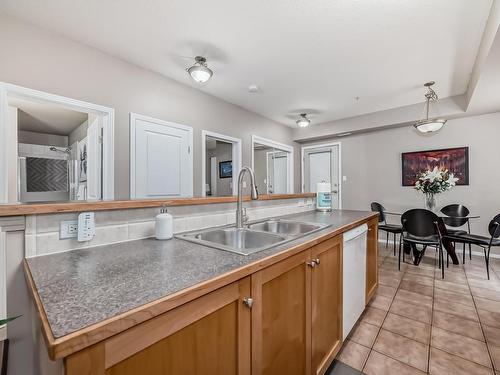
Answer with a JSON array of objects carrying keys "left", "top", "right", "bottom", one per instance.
[{"left": 236, "top": 166, "right": 258, "bottom": 228}]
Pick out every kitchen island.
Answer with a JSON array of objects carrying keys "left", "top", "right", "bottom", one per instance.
[{"left": 25, "top": 209, "right": 378, "bottom": 375}]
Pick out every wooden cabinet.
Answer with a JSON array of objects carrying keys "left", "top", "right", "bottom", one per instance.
[
  {"left": 65, "top": 277, "right": 251, "bottom": 375},
  {"left": 366, "top": 218, "right": 379, "bottom": 302},
  {"left": 62, "top": 221, "right": 376, "bottom": 375},
  {"left": 311, "top": 236, "right": 343, "bottom": 375},
  {"left": 251, "top": 235, "right": 343, "bottom": 375}
]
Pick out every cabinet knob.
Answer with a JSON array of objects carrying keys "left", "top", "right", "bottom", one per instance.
[
  {"left": 307, "top": 261, "right": 317, "bottom": 268},
  {"left": 243, "top": 297, "right": 254, "bottom": 309},
  {"left": 313, "top": 258, "right": 320, "bottom": 266}
]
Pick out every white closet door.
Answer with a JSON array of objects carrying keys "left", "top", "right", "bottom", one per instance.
[
  {"left": 86, "top": 115, "right": 102, "bottom": 200},
  {"left": 130, "top": 113, "right": 193, "bottom": 199}
]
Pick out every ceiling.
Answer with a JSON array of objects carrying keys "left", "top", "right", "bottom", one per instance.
[
  {"left": 0, "top": 0, "right": 493, "bottom": 127},
  {"left": 9, "top": 97, "right": 88, "bottom": 135}
]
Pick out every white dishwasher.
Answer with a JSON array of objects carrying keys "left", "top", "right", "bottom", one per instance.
[{"left": 343, "top": 223, "right": 368, "bottom": 339}]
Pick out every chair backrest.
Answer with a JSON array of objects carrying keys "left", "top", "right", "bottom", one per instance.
[
  {"left": 440, "top": 204, "right": 470, "bottom": 227},
  {"left": 489, "top": 214, "right": 500, "bottom": 238},
  {"left": 401, "top": 209, "right": 439, "bottom": 237},
  {"left": 370, "top": 202, "right": 386, "bottom": 223}
]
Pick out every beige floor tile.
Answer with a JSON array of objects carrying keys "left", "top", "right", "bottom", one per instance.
[
  {"left": 433, "top": 299, "right": 479, "bottom": 322},
  {"left": 390, "top": 298, "right": 432, "bottom": 324},
  {"left": 382, "top": 313, "right": 430, "bottom": 344},
  {"left": 431, "top": 326, "right": 491, "bottom": 367},
  {"left": 432, "top": 310, "right": 484, "bottom": 341},
  {"left": 395, "top": 289, "right": 433, "bottom": 307},
  {"left": 484, "top": 325, "right": 500, "bottom": 348},
  {"left": 475, "top": 297, "right": 500, "bottom": 313},
  {"left": 469, "top": 279, "right": 500, "bottom": 292},
  {"left": 399, "top": 279, "right": 434, "bottom": 297},
  {"left": 364, "top": 350, "right": 426, "bottom": 375},
  {"left": 436, "top": 270, "right": 467, "bottom": 284},
  {"left": 434, "top": 287, "right": 474, "bottom": 307},
  {"left": 379, "top": 275, "right": 402, "bottom": 288},
  {"left": 479, "top": 309, "right": 500, "bottom": 329},
  {"left": 336, "top": 340, "right": 370, "bottom": 371},
  {"left": 403, "top": 273, "right": 434, "bottom": 286},
  {"left": 429, "top": 347, "right": 494, "bottom": 375},
  {"left": 373, "top": 329, "right": 428, "bottom": 371},
  {"left": 490, "top": 345, "right": 500, "bottom": 370},
  {"left": 361, "top": 306, "right": 387, "bottom": 327},
  {"left": 349, "top": 322, "right": 380, "bottom": 348},
  {"left": 369, "top": 294, "right": 393, "bottom": 311},
  {"left": 471, "top": 286, "right": 500, "bottom": 302},
  {"left": 406, "top": 266, "right": 435, "bottom": 278},
  {"left": 376, "top": 284, "right": 398, "bottom": 298},
  {"left": 435, "top": 279, "right": 470, "bottom": 295}
]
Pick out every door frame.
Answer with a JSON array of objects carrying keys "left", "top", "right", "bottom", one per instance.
[
  {"left": 251, "top": 135, "right": 294, "bottom": 194},
  {"left": 129, "top": 112, "right": 194, "bottom": 199},
  {"left": 0, "top": 82, "right": 115, "bottom": 203},
  {"left": 301, "top": 142, "right": 342, "bottom": 209},
  {"left": 201, "top": 130, "right": 242, "bottom": 196}
]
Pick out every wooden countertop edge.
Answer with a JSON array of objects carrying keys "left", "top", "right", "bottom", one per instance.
[
  {"left": 25, "top": 212, "right": 378, "bottom": 360},
  {"left": 0, "top": 193, "right": 316, "bottom": 217}
]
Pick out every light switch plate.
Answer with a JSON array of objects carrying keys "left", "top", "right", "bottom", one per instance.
[{"left": 60, "top": 220, "right": 78, "bottom": 239}]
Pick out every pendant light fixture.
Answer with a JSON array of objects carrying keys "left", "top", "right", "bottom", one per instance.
[
  {"left": 296, "top": 113, "right": 310, "bottom": 128},
  {"left": 414, "top": 81, "right": 447, "bottom": 133},
  {"left": 187, "top": 56, "right": 213, "bottom": 84}
]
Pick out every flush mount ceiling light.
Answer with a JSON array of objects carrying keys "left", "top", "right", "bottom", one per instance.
[
  {"left": 187, "top": 56, "right": 213, "bottom": 84},
  {"left": 414, "top": 81, "right": 447, "bottom": 133},
  {"left": 296, "top": 113, "right": 310, "bottom": 128}
]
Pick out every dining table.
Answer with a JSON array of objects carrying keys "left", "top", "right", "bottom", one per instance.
[{"left": 383, "top": 210, "right": 480, "bottom": 265}]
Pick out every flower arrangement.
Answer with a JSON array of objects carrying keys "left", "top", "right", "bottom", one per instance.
[
  {"left": 414, "top": 166, "right": 458, "bottom": 194},
  {"left": 414, "top": 167, "right": 458, "bottom": 210}
]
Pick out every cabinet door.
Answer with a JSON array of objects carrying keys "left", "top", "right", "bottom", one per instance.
[
  {"left": 66, "top": 278, "right": 251, "bottom": 375},
  {"left": 251, "top": 251, "right": 311, "bottom": 375},
  {"left": 311, "top": 236, "right": 343, "bottom": 375},
  {"left": 366, "top": 218, "right": 379, "bottom": 302}
]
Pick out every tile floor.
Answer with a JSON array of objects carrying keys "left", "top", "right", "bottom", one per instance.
[{"left": 336, "top": 242, "right": 500, "bottom": 375}]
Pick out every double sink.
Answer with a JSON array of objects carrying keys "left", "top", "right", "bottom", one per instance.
[{"left": 177, "top": 218, "right": 331, "bottom": 255}]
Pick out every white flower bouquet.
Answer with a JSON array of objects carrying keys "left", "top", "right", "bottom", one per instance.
[{"left": 414, "top": 166, "right": 459, "bottom": 194}]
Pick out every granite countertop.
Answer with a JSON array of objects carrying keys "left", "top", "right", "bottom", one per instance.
[{"left": 26, "top": 209, "right": 376, "bottom": 339}]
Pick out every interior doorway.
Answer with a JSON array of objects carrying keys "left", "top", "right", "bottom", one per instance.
[
  {"left": 201, "top": 131, "right": 242, "bottom": 197},
  {"left": 302, "top": 142, "right": 342, "bottom": 209},
  {"left": 0, "top": 82, "right": 114, "bottom": 203}
]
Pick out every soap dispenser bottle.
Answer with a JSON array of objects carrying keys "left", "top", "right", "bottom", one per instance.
[{"left": 155, "top": 207, "right": 173, "bottom": 240}]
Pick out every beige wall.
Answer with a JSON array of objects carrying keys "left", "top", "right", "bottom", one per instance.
[
  {"left": 0, "top": 14, "right": 297, "bottom": 199},
  {"left": 304, "top": 111, "right": 500, "bottom": 237}
]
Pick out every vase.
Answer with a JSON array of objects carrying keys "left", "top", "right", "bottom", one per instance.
[{"left": 424, "top": 193, "right": 436, "bottom": 211}]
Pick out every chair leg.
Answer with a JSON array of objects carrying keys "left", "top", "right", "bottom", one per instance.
[
  {"left": 386, "top": 232, "right": 389, "bottom": 248},
  {"left": 393, "top": 233, "right": 396, "bottom": 256},
  {"left": 440, "top": 244, "right": 445, "bottom": 279},
  {"left": 485, "top": 246, "right": 491, "bottom": 280},
  {"left": 469, "top": 243, "right": 472, "bottom": 260},
  {"left": 463, "top": 242, "right": 466, "bottom": 264},
  {"left": 398, "top": 239, "right": 402, "bottom": 271}
]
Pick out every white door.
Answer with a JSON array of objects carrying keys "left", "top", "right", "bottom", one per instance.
[
  {"left": 130, "top": 113, "right": 193, "bottom": 199},
  {"left": 267, "top": 153, "right": 288, "bottom": 194},
  {"left": 303, "top": 144, "right": 340, "bottom": 208},
  {"left": 86, "top": 115, "right": 102, "bottom": 200}
]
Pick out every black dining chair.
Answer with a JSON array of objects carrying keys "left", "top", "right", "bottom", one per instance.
[
  {"left": 440, "top": 204, "right": 472, "bottom": 264},
  {"left": 371, "top": 202, "right": 403, "bottom": 256},
  {"left": 399, "top": 209, "right": 445, "bottom": 278},
  {"left": 439, "top": 214, "right": 500, "bottom": 280}
]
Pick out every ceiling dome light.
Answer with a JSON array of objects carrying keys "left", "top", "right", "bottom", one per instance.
[
  {"left": 414, "top": 81, "right": 447, "bottom": 133},
  {"left": 187, "top": 56, "right": 213, "bottom": 84},
  {"left": 296, "top": 113, "right": 310, "bottom": 128}
]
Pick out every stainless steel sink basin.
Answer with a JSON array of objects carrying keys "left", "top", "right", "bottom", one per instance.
[
  {"left": 178, "top": 227, "right": 288, "bottom": 255},
  {"left": 176, "top": 218, "right": 331, "bottom": 256},
  {"left": 247, "top": 219, "right": 323, "bottom": 235}
]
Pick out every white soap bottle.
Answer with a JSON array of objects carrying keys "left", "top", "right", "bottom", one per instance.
[{"left": 155, "top": 207, "right": 173, "bottom": 240}]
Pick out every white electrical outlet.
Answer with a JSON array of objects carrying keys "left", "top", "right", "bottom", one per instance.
[
  {"left": 77, "top": 212, "right": 95, "bottom": 242},
  {"left": 60, "top": 220, "right": 78, "bottom": 239}
]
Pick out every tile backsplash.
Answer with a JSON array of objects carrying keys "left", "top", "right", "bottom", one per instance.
[{"left": 25, "top": 198, "right": 315, "bottom": 257}]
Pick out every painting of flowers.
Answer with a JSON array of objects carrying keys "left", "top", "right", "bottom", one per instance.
[{"left": 402, "top": 147, "right": 469, "bottom": 186}]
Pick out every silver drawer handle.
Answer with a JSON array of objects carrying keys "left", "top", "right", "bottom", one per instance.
[{"left": 243, "top": 297, "right": 254, "bottom": 309}]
